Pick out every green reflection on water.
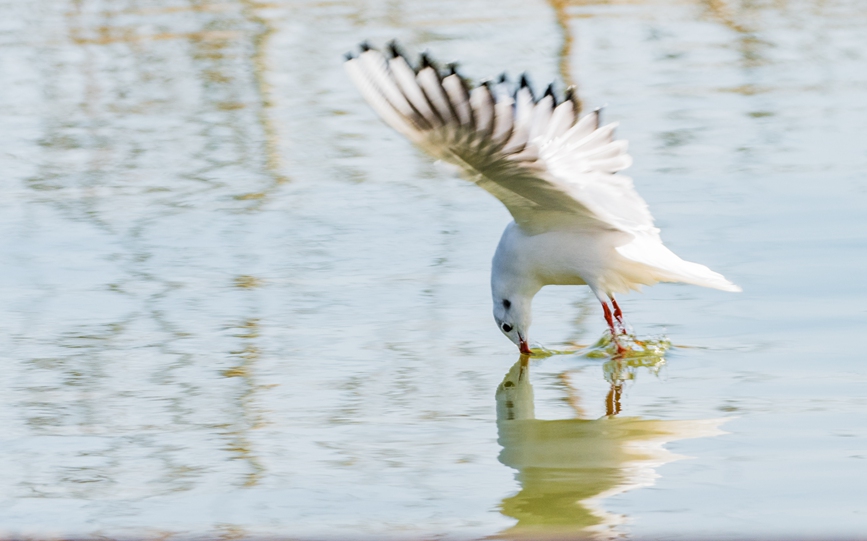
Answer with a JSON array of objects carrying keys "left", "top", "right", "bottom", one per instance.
[{"left": 495, "top": 359, "right": 726, "bottom": 538}]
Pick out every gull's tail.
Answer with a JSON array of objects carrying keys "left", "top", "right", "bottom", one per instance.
[{"left": 616, "top": 235, "right": 742, "bottom": 292}]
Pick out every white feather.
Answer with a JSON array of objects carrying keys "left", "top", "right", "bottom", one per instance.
[
  {"left": 443, "top": 74, "right": 472, "bottom": 127},
  {"left": 528, "top": 95, "right": 553, "bottom": 143},
  {"left": 544, "top": 100, "right": 575, "bottom": 142},
  {"left": 344, "top": 58, "right": 418, "bottom": 141},
  {"left": 502, "top": 87, "right": 534, "bottom": 154},
  {"left": 416, "top": 67, "right": 453, "bottom": 124},
  {"left": 491, "top": 96, "right": 514, "bottom": 145},
  {"left": 345, "top": 44, "right": 740, "bottom": 346},
  {"left": 388, "top": 55, "right": 438, "bottom": 128},
  {"left": 470, "top": 85, "right": 494, "bottom": 134}
]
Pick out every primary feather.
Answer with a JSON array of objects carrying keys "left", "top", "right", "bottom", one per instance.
[{"left": 345, "top": 44, "right": 739, "bottom": 296}]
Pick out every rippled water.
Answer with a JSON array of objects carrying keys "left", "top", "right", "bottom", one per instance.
[{"left": 1, "top": 0, "right": 866, "bottom": 538}]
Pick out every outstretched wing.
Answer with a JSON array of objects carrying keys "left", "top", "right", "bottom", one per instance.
[
  {"left": 345, "top": 43, "right": 741, "bottom": 293},
  {"left": 344, "top": 43, "right": 657, "bottom": 239}
]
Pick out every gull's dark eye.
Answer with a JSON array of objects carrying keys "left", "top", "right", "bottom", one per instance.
[
  {"left": 503, "top": 381, "right": 515, "bottom": 388},
  {"left": 502, "top": 299, "right": 511, "bottom": 309},
  {"left": 502, "top": 323, "right": 513, "bottom": 333}
]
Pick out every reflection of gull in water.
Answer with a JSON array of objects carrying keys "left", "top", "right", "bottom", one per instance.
[
  {"left": 494, "top": 359, "right": 726, "bottom": 539},
  {"left": 345, "top": 43, "right": 739, "bottom": 354}
]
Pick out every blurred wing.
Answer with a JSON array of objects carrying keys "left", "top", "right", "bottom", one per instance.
[{"left": 344, "top": 44, "right": 655, "bottom": 238}]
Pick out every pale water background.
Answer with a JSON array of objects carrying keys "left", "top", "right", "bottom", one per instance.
[{"left": 1, "top": 0, "right": 866, "bottom": 538}]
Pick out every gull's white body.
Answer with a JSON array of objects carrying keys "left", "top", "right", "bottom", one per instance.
[
  {"left": 495, "top": 222, "right": 621, "bottom": 294},
  {"left": 345, "top": 43, "right": 740, "bottom": 351},
  {"left": 493, "top": 219, "right": 736, "bottom": 303}
]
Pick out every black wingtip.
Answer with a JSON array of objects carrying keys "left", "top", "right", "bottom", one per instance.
[
  {"left": 386, "top": 40, "right": 402, "bottom": 59},
  {"left": 519, "top": 73, "right": 535, "bottom": 100},
  {"left": 344, "top": 51, "right": 355, "bottom": 61},
  {"left": 419, "top": 51, "right": 434, "bottom": 69},
  {"left": 564, "top": 85, "right": 576, "bottom": 104},
  {"left": 497, "top": 72, "right": 508, "bottom": 84},
  {"left": 359, "top": 41, "right": 372, "bottom": 52},
  {"left": 593, "top": 105, "right": 604, "bottom": 128},
  {"left": 543, "top": 82, "right": 557, "bottom": 105},
  {"left": 446, "top": 62, "right": 459, "bottom": 76}
]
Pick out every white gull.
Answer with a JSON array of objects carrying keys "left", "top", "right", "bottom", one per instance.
[{"left": 344, "top": 42, "right": 740, "bottom": 354}]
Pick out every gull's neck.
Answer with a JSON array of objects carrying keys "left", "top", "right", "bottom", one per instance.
[{"left": 491, "top": 269, "right": 541, "bottom": 305}]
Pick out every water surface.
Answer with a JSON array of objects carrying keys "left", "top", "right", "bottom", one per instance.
[{"left": 1, "top": 0, "right": 866, "bottom": 538}]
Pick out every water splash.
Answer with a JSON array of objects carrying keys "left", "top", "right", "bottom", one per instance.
[{"left": 530, "top": 332, "right": 670, "bottom": 370}]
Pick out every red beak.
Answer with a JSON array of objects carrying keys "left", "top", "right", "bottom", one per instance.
[{"left": 519, "top": 336, "right": 531, "bottom": 355}]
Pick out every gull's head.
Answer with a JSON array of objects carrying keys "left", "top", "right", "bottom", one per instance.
[{"left": 493, "top": 297, "right": 532, "bottom": 355}]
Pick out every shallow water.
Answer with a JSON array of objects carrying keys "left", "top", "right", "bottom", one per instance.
[{"left": 1, "top": 0, "right": 866, "bottom": 538}]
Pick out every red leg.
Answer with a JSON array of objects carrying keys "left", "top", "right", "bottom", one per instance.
[
  {"left": 610, "top": 296, "right": 628, "bottom": 335},
  {"left": 601, "top": 301, "right": 627, "bottom": 355},
  {"left": 601, "top": 302, "right": 617, "bottom": 334},
  {"left": 611, "top": 297, "right": 624, "bottom": 324}
]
